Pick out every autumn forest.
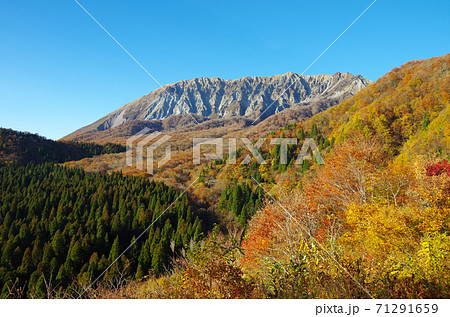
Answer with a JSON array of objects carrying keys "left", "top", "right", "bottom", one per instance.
[{"left": 0, "top": 54, "right": 449, "bottom": 299}]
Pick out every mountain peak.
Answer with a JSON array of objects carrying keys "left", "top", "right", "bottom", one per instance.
[{"left": 63, "top": 72, "right": 373, "bottom": 141}]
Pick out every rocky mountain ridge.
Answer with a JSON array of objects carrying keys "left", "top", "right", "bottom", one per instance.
[{"left": 64, "top": 71, "right": 372, "bottom": 141}]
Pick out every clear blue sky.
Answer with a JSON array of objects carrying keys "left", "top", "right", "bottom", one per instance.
[{"left": 0, "top": 0, "right": 449, "bottom": 140}]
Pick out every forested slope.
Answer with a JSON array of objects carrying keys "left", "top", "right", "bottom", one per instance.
[
  {"left": 1, "top": 54, "right": 448, "bottom": 299},
  {"left": 302, "top": 54, "right": 449, "bottom": 157},
  {"left": 0, "top": 163, "right": 202, "bottom": 298},
  {"left": 0, "top": 128, "right": 125, "bottom": 166},
  {"left": 103, "top": 54, "right": 449, "bottom": 299}
]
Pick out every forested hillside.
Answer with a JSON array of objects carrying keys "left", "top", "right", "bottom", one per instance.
[
  {"left": 0, "top": 54, "right": 448, "bottom": 299},
  {"left": 0, "top": 163, "right": 202, "bottom": 298},
  {"left": 98, "top": 54, "right": 449, "bottom": 299},
  {"left": 0, "top": 128, "right": 125, "bottom": 166},
  {"left": 302, "top": 54, "right": 449, "bottom": 157}
]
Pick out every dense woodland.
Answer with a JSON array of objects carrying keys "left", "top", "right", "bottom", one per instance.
[
  {"left": 0, "top": 163, "right": 202, "bottom": 298},
  {"left": 217, "top": 183, "right": 265, "bottom": 227}
]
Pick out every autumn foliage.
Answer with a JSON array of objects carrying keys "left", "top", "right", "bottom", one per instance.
[
  {"left": 426, "top": 160, "right": 450, "bottom": 177},
  {"left": 90, "top": 54, "right": 449, "bottom": 299},
  {"left": 241, "top": 137, "right": 450, "bottom": 298},
  {"left": 303, "top": 54, "right": 450, "bottom": 157}
]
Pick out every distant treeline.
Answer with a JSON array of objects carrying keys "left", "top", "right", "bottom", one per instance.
[{"left": 0, "top": 128, "right": 126, "bottom": 165}]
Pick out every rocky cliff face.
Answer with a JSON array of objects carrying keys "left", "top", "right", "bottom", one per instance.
[{"left": 64, "top": 72, "right": 372, "bottom": 140}]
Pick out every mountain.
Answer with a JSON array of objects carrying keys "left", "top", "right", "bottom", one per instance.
[
  {"left": 62, "top": 54, "right": 449, "bottom": 182},
  {"left": 0, "top": 128, "right": 125, "bottom": 165},
  {"left": 85, "top": 54, "right": 450, "bottom": 299},
  {"left": 63, "top": 72, "right": 372, "bottom": 142},
  {"left": 2, "top": 54, "right": 449, "bottom": 299}
]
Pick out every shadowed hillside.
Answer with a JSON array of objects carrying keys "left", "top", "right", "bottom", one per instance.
[{"left": 0, "top": 128, "right": 125, "bottom": 166}]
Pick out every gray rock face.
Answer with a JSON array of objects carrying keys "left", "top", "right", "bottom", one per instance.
[{"left": 75, "top": 72, "right": 372, "bottom": 134}]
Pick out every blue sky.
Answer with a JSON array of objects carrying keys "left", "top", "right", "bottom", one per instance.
[{"left": 0, "top": 0, "right": 449, "bottom": 140}]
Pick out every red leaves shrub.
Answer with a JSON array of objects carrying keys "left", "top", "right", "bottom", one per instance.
[{"left": 426, "top": 160, "right": 450, "bottom": 177}]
